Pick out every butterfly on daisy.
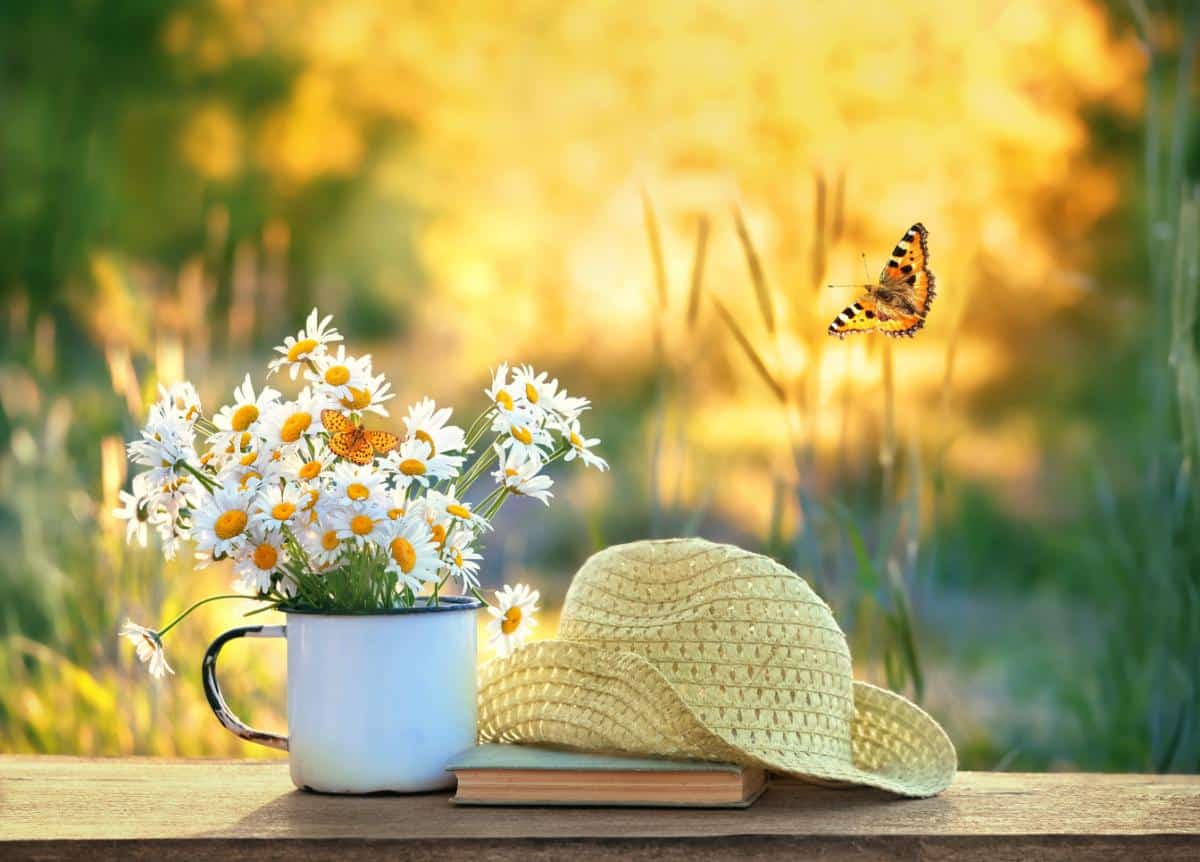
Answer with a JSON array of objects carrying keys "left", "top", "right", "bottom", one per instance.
[
  {"left": 827, "top": 223, "right": 937, "bottom": 339},
  {"left": 320, "top": 409, "right": 399, "bottom": 465}
]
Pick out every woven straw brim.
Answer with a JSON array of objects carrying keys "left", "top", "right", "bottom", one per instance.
[{"left": 478, "top": 640, "right": 956, "bottom": 798}]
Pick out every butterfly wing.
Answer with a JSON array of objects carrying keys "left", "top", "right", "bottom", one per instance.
[
  {"left": 321, "top": 409, "right": 356, "bottom": 434},
  {"left": 877, "top": 222, "right": 936, "bottom": 326},
  {"left": 827, "top": 295, "right": 922, "bottom": 338},
  {"left": 364, "top": 430, "right": 399, "bottom": 455},
  {"left": 328, "top": 429, "right": 370, "bottom": 464}
]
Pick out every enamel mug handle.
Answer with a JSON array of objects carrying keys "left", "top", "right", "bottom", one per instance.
[{"left": 202, "top": 624, "right": 288, "bottom": 751}]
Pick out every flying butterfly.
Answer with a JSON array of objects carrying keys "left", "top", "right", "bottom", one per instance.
[
  {"left": 827, "top": 223, "right": 936, "bottom": 339},
  {"left": 320, "top": 409, "right": 399, "bottom": 465}
]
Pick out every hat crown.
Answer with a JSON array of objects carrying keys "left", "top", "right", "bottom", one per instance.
[{"left": 557, "top": 539, "right": 857, "bottom": 758}]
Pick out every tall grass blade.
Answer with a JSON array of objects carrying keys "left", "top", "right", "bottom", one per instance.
[
  {"left": 732, "top": 205, "right": 775, "bottom": 335},
  {"left": 641, "top": 188, "right": 669, "bottom": 310},
  {"left": 710, "top": 296, "right": 786, "bottom": 403},
  {"left": 686, "top": 216, "right": 709, "bottom": 329}
]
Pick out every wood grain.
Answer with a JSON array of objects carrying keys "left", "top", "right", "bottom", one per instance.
[{"left": 2, "top": 757, "right": 1198, "bottom": 860}]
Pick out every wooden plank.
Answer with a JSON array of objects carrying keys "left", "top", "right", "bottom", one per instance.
[{"left": 1, "top": 757, "right": 1198, "bottom": 861}]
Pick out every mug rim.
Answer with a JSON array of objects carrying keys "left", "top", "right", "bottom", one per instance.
[{"left": 279, "top": 595, "right": 484, "bottom": 617}]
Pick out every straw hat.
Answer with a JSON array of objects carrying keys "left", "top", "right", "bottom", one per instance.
[{"left": 478, "top": 538, "right": 956, "bottom": 797}]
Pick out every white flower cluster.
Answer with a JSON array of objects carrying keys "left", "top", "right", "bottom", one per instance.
[{"left": 116, "top": 309, "right": 607, "bottom": 672}]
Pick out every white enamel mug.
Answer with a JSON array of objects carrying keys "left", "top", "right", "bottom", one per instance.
[{"left": 202, "top": 596, "right": 482, "bottom": 794}]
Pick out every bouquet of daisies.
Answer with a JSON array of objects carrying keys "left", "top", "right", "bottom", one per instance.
[{"left": 117, "top": 309, "right": 605, "bottom": 677}]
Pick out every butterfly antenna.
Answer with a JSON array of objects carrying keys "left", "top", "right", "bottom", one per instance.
[{"left": 861, "top": 252, "right": 872, "bottom": 282}]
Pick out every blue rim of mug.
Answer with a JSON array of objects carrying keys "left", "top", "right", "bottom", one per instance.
[{"left": 277, "top": 595, "right": 484, "bottom": 616}]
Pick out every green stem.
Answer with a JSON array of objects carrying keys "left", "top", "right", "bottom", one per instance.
[
  {"left": 157, "top": 594, "right": 255, "bottom": 638},
  {"left": 179, "top": 460, "right": 220, "bottom": 492},
  {"left": 464, "top": 407, "right": 497, "bottom": 449},
  {"left": 457, "top": 442, "right": 500, "bottom": 495}
]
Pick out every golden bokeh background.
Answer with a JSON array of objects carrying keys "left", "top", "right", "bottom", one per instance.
[{"left": 2, "top": 0, "right": 1197, "bottom": 772}]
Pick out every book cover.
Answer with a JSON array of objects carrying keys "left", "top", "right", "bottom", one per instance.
[{"left": 448, "top": 744, "right": 767, "bottom": 808}]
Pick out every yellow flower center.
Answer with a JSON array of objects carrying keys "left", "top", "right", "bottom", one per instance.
[
  {"left": 570, "top": 431, "right": 584, "bottom": 449},
  {"left": 299, "top": 460, "right": 322, "bottom": 480},
  {"left": 238, "top": 431, "right": 254, "bottom": 451},
  {"left": 390, "top": 537, "right": 416, "bottom": 573},
  {"left": 501, "top": 606, "right": 522, "bottom": 635},
  {"left": 525, "top": 382, "right": 539, "bottom": 403},
  {"left": 398, "top": 458, "right": 426, "bottom": 476},
  {"left": 414, "top": 429, "right": 436, "bottom": 456},
  {"left": 340, "top": 387, "right": 372, "bottom": 410},
  {"left": 388, "top": 507, "right": 405, "bottom": 519},
  {"left": 240, "top": 450, "right": 258, "bottom": 466},
  {"left": 324, "top": 365, "right": 351, "bottom": 386},
  {"left": 350, "top": 514, "right": 374, "bottom": 535},
  {"left": 495, "top": 390, "right": 513, "bottom": 410},
  {"left": 253, "top": 544, "right": 278, "bottom": 571},
  {"left": 231, "top": 404, "right": 259, "bottom": 432},
  {"left": 446, "top": 504, "right": 472, "bottom": 520},
  {"left": 215, "top": 510, "right": 248, "bottom": 540},
  {"left": 238, "top": 471, "right": 261, "bottom": 490},
  {"left": 280, "top": 412, "right": 312, "bottom": 443},
  {"left": 454, "top": 549, "right": 464, "bottom": 567},
  {"left": 347, "top": 483, "right": 370, "bottom": 501},
  {"left": 271, "top": 502, "right": 296, "bottom": 521},
  {"left": 431, "top": 524, "right": 446, "bottom": 547},
  {"left": 505, "top": 467, "right": 519, "bottom": 477},
  {"left": 303, "top": 489, "right": 320, "bottom": 510},
  {"left": 511, "top": 425, "right": 533, "bottom": 445},
  {"left": 287, "top": 338, "right": 318, "bottom": 362},
  {"left": 322, "top": 530, "right": 339, "bottom": 551}
]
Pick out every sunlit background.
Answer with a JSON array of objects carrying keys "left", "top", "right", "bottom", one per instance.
[{"left": 3, "top": 0, "right": 1198, "bottom": 772}]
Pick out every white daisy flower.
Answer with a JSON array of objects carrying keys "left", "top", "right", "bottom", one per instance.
[
  {"left": 491, "top": 446, "right": 554, "bottom": 504},
  {"left": 385, "top": 438, "right": 464, "bottom": 491},
  {"left": 211, "top": 374, "right": 281, "bottom": 450},
  {"left": 511, "top": 365, "right": 558, "bottom": 411},
  {"left": 305, "top": 345, "right": 374, "bottom": 404},
  {"left": 335, "top": 369, "right": 395, "bottom": 417},
  {"left": 150, "top": 381, "right": 203, "bottom": 426},
  {"left": 192, "top": 485, "right": 256, "bottom": 560},
  {"left": 328, "top": 462, "right": 387, "bottom": 511},
  {"left": 233, "top": 527, "right": 288, "bottom": 595},
  {"left": 331, "top": 506, "right": 388, "bottom": 547},
  {"left": 485, "top": 362, "right": 524, "bottom": 420},
  {"left": 562, "top": 418, "right": 608, "bottom": 471},
  {"left": 545, "top": 388, "right": 591, "bottom": 424},
  {"left": 486, "top": 583, "right": 539, "bottom": 658},
  {"left": 380, "top": 516, "right": 441, "bottom": 593},
  {"left": 279, "top": 449, "right": 335, "bottom": 485},
  {"left": 119, "top": 621, "right": 174, "bottom": 679},
  {"left": 383, "top": 487, "right": 409, "bottom": 521},
  {"left": 403, "top": 397, "right": 466, "bottom": 457},
  {"left": 259, "top": 387, "right": 326, "bottom": 452},
  {"left": 254, "top": 482, "right": 306, "bottom": 533},
  {"left": 127, "top": 418, "right": 196, "bottom": 475},
  {"left": 303, "top": 520, "right": 346, "bottom": 570},
  {"left": 416, "top": 486, "right": 492, "bottom": 538},
  {"left": 268, "top": 307, "right": 343, "bottom": 379},
  {"left": 496, "top": 418, "right": 553, "bottom": 463},
  {"left": 113, "top": 489, "right": 151, "bottom": 547},
  {"left": 442, "top": 527, "right": 483, "bottom": 589}
]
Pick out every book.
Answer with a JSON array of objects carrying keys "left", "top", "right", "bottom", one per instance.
[{"left": 448, "top": 744, "right": 767, "bottom": 808}]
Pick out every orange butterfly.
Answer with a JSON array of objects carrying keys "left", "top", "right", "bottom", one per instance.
[
  {"left": 827, "top": 223, "right": 937, "bottom": 339},
  {"left": 320, "top": 410, "right": 399, "bottom": 465}
]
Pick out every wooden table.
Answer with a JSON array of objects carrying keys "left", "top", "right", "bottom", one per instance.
[{"left": 2, "top": 757, "right": 1198, "bottom": 860}]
